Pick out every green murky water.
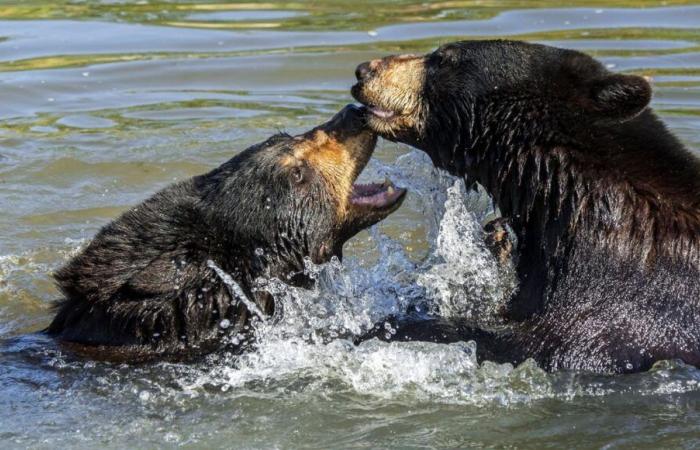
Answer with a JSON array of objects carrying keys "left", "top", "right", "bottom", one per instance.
[{"left": 1, "top": 1, "right": 700, "bottom": 448}]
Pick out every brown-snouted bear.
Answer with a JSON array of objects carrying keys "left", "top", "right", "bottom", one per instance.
[
  {"left": 47, "top": 105, "right": 406, "bottom": 362},
  {"left": 352, "top": 40, "right": 700, "bottom": 373}
]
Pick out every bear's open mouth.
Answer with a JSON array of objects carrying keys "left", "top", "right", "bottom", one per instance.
[
  {"left": 350, "top": 84, "right": 400, "bottom": 121},
  {"left": 350, "top": 178, "right": 406, "bottom": 209},
  {"left": 366, "top": 104, "right": 396, "bottom": 120}
]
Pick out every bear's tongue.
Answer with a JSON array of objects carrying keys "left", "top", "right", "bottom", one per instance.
[{"left": 350, "top": 178, "right": 405, "bottom": 207}]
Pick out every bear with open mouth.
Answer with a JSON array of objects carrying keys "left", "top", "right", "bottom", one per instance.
[
  {"left": 47, "top": 105, "right": 406, "bottom": 362},
  {"left": 352, "top": 40, "right": 700, "bottom": 373}
]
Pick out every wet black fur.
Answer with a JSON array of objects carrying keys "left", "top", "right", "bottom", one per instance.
[
  {"left": 369, "top": 40, "right": 700, "bottom": 373},
  {"left": 48, "top": 132, "right": 348, "bottom": 361}
]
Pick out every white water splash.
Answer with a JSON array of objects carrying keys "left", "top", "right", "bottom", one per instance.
[
  {"left": 7, "top": 149, "right": 700, "bottom": 414},
  {"left": 417, "top": 180, "right": 516, "bottom": 322},
  {"left": 177, "top": 149, "right": 529, "bottom": 403},
  {"left": 207, "top": 259, "right": 266, "bottom": 320},
  {"left": 2, "top": 149, "right": 528, "bottom": 405}
]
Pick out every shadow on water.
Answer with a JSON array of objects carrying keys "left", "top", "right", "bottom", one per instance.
[{"left": 1, "top": 1, "right": 700, "bottom": 448}]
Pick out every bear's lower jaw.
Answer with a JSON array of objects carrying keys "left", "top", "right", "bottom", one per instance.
[
  {"left": 351, "top": 84, "right": 422, "bottom": 139},
  {"left": 358, "top": 103, "right": 422, "bottom": 142},
  {"left": 350, "top": 178, "right": 406, "bottom": 210},
  {"left": 339, "top": 177, "right": 407, "bottom": 241}
]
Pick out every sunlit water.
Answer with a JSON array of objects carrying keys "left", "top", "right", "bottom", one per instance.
[{"left": 1, "top": 1, "right": 700, "bottom": 448}]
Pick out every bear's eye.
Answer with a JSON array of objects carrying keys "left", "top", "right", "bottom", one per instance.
[{"left": 291, "top": 166, "right": 305, "bottom": 185}]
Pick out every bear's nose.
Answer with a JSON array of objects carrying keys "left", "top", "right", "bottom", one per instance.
[{"left": 355, "top": 61, "right": 376, "bottom": 81}]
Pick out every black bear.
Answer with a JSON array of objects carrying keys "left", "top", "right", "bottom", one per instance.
[
  {"left": 48, "top": 105, "right": 406, "bottom": 362},
  {"left": 352, "top": 40, "right": 700, "bottom": 373}
]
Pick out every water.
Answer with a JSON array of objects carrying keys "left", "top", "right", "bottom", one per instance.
[{"left": 1, "top": 1, "right": 700, "bottom": 448}]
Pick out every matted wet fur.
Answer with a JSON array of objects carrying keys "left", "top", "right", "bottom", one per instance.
[
  {"left": 47, "top": 105, "right": 406, "bottom": 362},
  {"left": 353, "top": 40, "right": 700, "bottom": 373}
]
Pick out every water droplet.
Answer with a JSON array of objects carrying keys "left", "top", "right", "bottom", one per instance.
[{"left": 220, "top": 319, "right": 231, "bottom": 329}]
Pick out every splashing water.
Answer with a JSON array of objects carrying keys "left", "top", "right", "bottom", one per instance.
[
  {"left": 3, "top": 146, "right": 700, "bottom": 448},
  {"left": 2, "top": 3, "right": 700, "bottom": 446},
  {"left": 175, "top": 150, "right": 534, "bottom": 403},
  {"left": 207, "top": 259, "right": 266, "bottom": 320},
  {"left": 417, "top": 180, "right": 516, "bottom": 322},
  {"left": 4, "top": 149, "right": 700, "bottom": 415}
]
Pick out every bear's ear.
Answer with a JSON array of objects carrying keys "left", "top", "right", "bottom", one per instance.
[{"left": 584, "top": 74, "right": 652, "bottom": 121}]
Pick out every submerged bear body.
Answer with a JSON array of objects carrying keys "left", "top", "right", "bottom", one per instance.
[
  {"left": 353, "top": 40, "right": 700, "bottom": 372},
  {"left": 48, "top": 106, "right": 406, "bottom": 361}
]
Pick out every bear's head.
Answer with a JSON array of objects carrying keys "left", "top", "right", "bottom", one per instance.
[
  {"left": 351, "top": 40, "right": 652, "bottom": 174},
  {"left": 200, "top": 105, "right": 406, "bottom": 288}
]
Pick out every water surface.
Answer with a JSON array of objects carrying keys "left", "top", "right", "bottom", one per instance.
[{"left": 1, "top": 1, "right": 700, "bottom": 448}]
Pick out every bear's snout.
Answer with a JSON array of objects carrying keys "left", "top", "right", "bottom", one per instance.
[
  {"left": 351, "top": 55, "right": 426, "bottom": 142},
  {"left": 323, "top": 104, "right": 366, "bottom": 135}
]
